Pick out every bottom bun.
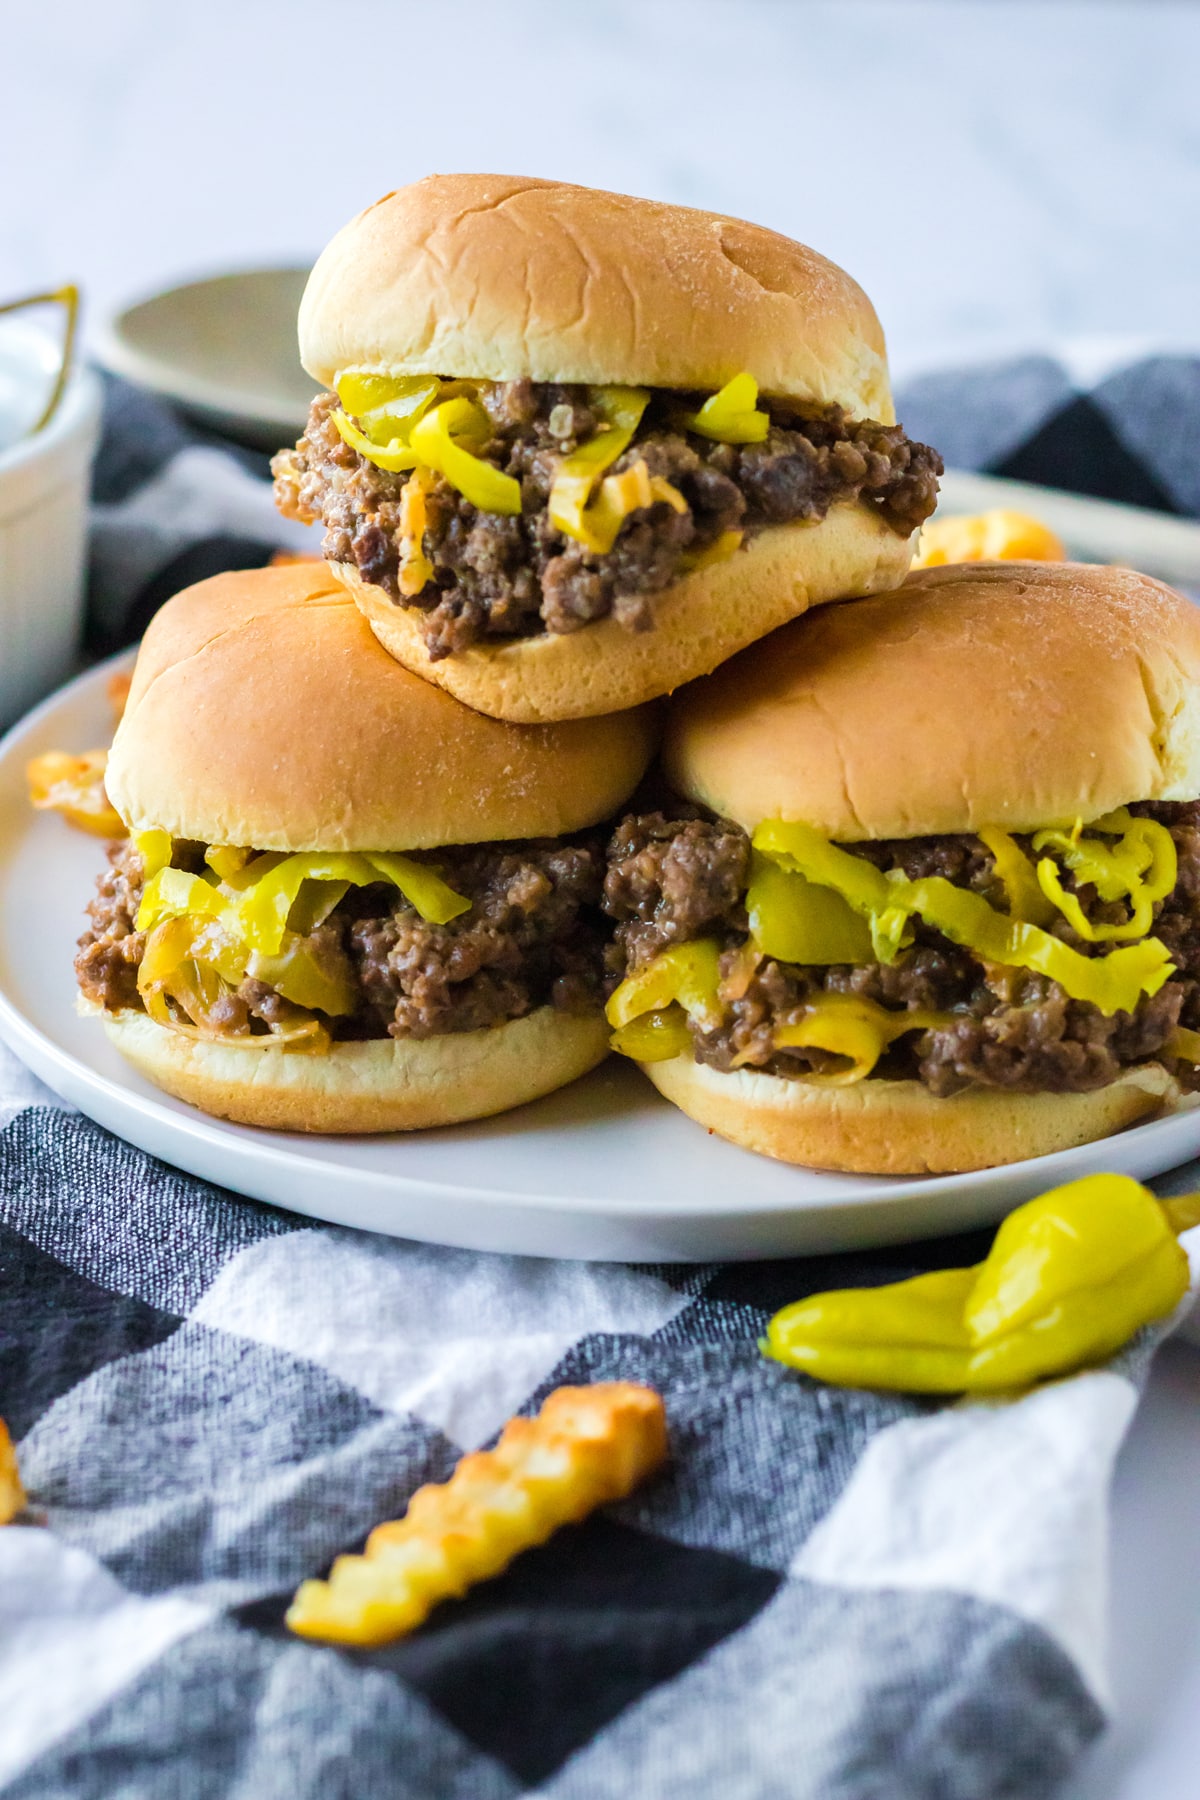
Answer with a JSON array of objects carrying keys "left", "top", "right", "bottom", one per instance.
[
  {"left": 101, "top": 1005, "right": 610, "bottom": 1134},
  {"left": 644, "top": 1056, "right": 1180, "bottom": 1175},
  {"left": 339, "top": 503, "right": 913, "bottom": 722}
]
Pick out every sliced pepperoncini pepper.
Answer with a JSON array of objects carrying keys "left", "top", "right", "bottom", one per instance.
[
  {"left": 763, "top": 1173, "right": 1191, "bottom": 1394},
  {"left": 131, "top": 844, "right": 471, "bottom": 1046},
  {"left": 609, "top": 1005, "right": 693, "bottom": 1062},
  {"left": 977, "top": 827, "right": 1057, "bottom": 927},
  {"left": 682, "top": 373, "right": 770, "bottom": 444},
  {"left": 336, "top": 372, "right": 441, "bottom": 444},
  {"left": 409, "top": 397, "right": 522, "bottom": 516},
  {"left": 752, "top": 821, "right": 1175, "bottom": 1016},
  {"left": 1032, "top": 811, "right": 1177, "bottom": 943},
  {"left": 135, "top": 829, "right": 173, "bottom": 881},
  {"left": 746, "top": 852, "right": 874, "bottom": 964},
  {"left": 548, "top": 386, "right": 651, "bottom": 551},
  {"left": 332, "top": 409, "right": 419, "bottom": 473},
  {"left": 771, "top": 993, "right": 952, "bottom": 1085},
  {"left": 606, "top": 940, "right": 724, "bottom": 1053}
]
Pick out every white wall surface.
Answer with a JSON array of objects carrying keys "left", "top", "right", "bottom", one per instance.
[{"left": 3, "top": 0, "right": 1199, "bottom": 377}]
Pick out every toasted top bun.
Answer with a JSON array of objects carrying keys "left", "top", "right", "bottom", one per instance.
[
  {"left": 665, "top": 561, "right": 1200, "bottom": 839},
  {"left": 106, "top": 564, "right": 657, "bottom": 849},
  {"left": 298, "top": 174, "right": 894, "bottom": 421}
]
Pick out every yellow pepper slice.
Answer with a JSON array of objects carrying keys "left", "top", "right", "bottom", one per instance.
[
  {"left": 135, "top": 829, "right": 173, "bottom": 882},
  {"left": 247, "top": 934, "right": 358, "bottom": 1017},
  {"left": 753, "top": 821, "right": 1175, "bottom": 1016},
  {"left": 140, "top": 850, "right": 468, "bottom": 954},
  {"left": 132, "top": 845, "right": 471, "bottom": 1044},
  {"left": 409, "top": 398, "right": 522, "bottom": 516},
  {"left": 606, "top": 940, "right": 724, "bottom": 1036},
  {"left": 335, "top": 372, "right": 440, "bottom": 444},
  {"left": 332, "top": 408, "right": 419, "bottom": 474},
  {"left": 763, "top": 1173, "right": 1190, "bottom": 1394},
  {"left": 772, "top": 993, "right": 952, "bottom": 1085},
  {"left": 682, "top": 373, "right": 770, "bottom": 444},
  {"left": 136, "top": 868, "right": 227, "bottom": 935},
  {"left": 204, "top": 845, "right": 251, "bottom": 882},
  {"left": 1032, "top": 812, "right": 1177, "bottom": 942},
  {"left": 549, "top": 387, "right": 651, "bottom": 549},
  {"left": 977, "top": 827, "right": 1057, "bottom": 927},
  {"left": 746, "top": 852, "right": 874, "bottom": 964},
  {"left": 234, "top": 852, "right": 469, "bottom": 955},
  {"left": 609, "top": 1005, "right": 693, "bottom": 1062}
]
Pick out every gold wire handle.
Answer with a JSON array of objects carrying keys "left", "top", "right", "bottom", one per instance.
[{"left": 0, "top": 284, "right": 80, "bottom": 436}]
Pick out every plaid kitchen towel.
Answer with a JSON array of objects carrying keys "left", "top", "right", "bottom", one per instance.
[{"left": 1, "top": 359, "right": 1199, "bottom": 1799}]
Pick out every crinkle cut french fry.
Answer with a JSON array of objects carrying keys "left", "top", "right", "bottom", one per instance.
[
  {"left": 26, "top": 748, "right": 127, "bottom": 838},
  {"left": 286, "top": 1382, "right": 668, "bottom": 1647},
  {"left": 912, "top": 508, "right": 1066, "bottom": 569},
  {"left": 0, "top": 1420, "right": 26, "bottom": 1525}
]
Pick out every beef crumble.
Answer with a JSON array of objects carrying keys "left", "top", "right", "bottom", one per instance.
[
  {"left": 272, "top": 382, "right": 942, "bottom": 659},
  {"left": 602, "top": 804, "right": 1200, "bottom": 1098},
  {"left": 77, "top": 836, "right": 606, "bottom": 1042}
]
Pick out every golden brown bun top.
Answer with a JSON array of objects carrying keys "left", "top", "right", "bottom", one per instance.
[
  {"left": 106, "top": 564, "right": 658, "bottom": 849},
  {"left": 298, "top": 174, "right": 894, "bottom": 420},
  {"left": 665, "top": 561, "right": 1200, "bottom": 838}
]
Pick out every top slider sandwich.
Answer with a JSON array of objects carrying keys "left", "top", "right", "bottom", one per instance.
[
  {"left": 273, "top": 174, "right": 942, "bottom": 722},
  {"left": 76, "top": 563, "right": 655, "bottom": 1131},
  {"left": 601, "top": 561, "right": 1200, "bottom": 1173}
]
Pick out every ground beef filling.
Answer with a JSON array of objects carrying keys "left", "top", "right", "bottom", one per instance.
[
  {"left": 272, "top": 383, "right": 942, "bottom": 659},
  {"left": 76, "top": 837, "right": 606, "bottom": 1042},
  {"left": 602, "top": 805, "right": 1200, "bottom": 1098}
]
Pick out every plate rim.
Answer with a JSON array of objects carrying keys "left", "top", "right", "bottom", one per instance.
[{"left": 94, "top": 264, "right": 315, "bottom": 438}]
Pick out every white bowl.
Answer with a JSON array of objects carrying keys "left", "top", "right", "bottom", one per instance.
[{"left": 0, "top": 319, "right": 101, "bottom": 728}]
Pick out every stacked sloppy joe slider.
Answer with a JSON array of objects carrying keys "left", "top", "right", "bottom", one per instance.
[
  {"left": 273, "top": 174, "right": 941, "bottom": 723},
  {"left": 77, "top": 566, "right": 654, "bottom": 1129},
  {"left": 76, "top": 175, "right": 954, "bottom": 1148},
  {"left": 601, "top": 562, "right": 1200, "bottom": 1172}
]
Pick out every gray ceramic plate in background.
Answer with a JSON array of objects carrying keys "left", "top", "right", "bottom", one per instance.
[{"left": 97, "top": 267, "right": 317, "bottom": 451}]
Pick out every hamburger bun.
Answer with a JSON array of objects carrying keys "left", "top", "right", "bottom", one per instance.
[
  {"left": 105, "top": 563, "right": 658, "bottom": 846},
  {"left": 342, "top": 506, "right": 912, "bottom": 724},
  {"left": 299, "top": 174, "right": 894, "bottom": 419},
  {"left": 99, "top": 1004, "right": 609, "bottom": 1134},
  {"left": 666, "top": 560, "right": 1200, "bottom": 837},
  {"left": 646, "top": 1055, "right": 1177, "bottom": 1175}
]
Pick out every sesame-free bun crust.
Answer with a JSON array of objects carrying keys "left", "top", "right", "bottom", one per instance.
[
  {"left": 341, "top": 506, "right": 914, "bottom": 723},
  {"left": 105, "top": 564, "right": 656, "bottom": 846},
  {"left": 666, "top": 561, "right": 1200, "bottom": 837},
  {"left": 299, "top": 174, "right": 894, "bottom": 420},
  {"left": 645, "top": 1055, "right": 1178, "bottom": 1175},
  {"left": 100, "top": 1004, "right": 609, "bottom": 1134}
]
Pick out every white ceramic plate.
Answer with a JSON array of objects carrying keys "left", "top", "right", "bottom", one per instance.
[
  {"left": 4, "top": 657, "right": 1200, "bottom": 1262},
  {"left": 96, "top": 268, "right": 317, "bottom": 452}
]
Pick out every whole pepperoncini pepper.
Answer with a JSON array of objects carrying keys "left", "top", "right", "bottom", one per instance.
[{"left": 762, "top": 1174, "right": 1192, "bottom": 1394}]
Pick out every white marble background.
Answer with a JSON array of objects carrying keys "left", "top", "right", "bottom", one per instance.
[
  {"left": 4, "top": 0, "right": 1200, "bottom": 377},
  {"left": 4, "top": 5, "right": 1200, "bottom": 1797}
]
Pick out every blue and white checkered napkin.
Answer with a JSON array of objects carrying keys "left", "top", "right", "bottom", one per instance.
[{"left": 3, "top": 361, "right": 1200, "bottom": 1798}]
